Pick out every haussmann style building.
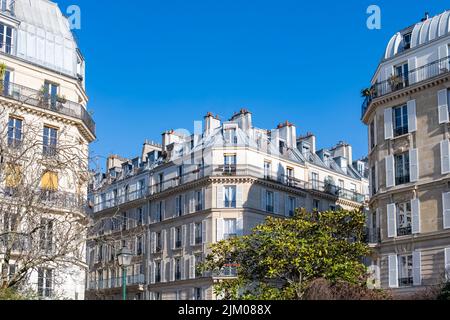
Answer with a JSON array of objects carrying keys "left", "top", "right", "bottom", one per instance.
[
  {"left": 0, "top": 0, "right": 95, "bottom": 299},
  {"left": 86, "top": 109, "right": 368, "bottom": 300},
  {"left": 362, "top": 11, "right": 450, "bottom": 297}
]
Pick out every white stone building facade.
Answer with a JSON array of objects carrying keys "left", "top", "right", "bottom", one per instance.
[
  {"left": 362, "top": 11, "right": 450, "bottom": 297},
  {"left": 0, "top": 0, "right": 95, "bottom": 300},
  {"left": 87, "top": 110, "right": 368, "bottom": 300}
]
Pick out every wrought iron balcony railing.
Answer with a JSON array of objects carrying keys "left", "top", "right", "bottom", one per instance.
[
  {"left": 362, "top": 56, "right": 450, "bottom": 118},
  {"left": 397, "top": 226, "right": 412, "bottom": 237},
  {"left": 364, "top": 227, "right": 380, "bottom": 244},
  {"left": 88, "top": 274, "right": 145, "bottom": 290},
  {"left": 0, "top": 80, "right": 95, "bottom": 135},
  {"left": 213, "top": 264, "right": 238, "bottom": 278}
]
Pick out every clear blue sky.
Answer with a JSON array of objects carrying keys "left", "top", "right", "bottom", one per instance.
[{"left": 57, "top": 0, "right": 449, "bottom": 169}]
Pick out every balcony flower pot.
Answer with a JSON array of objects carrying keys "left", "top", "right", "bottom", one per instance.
[
  {"left": 56, "top": 95, "right": 67, "bottom": 104},
  {"left": 388, "top": 74, "right": 403, "bottom": 91}
]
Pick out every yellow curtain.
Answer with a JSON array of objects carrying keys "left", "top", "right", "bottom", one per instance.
[
  {"left": 41, "top": 171, "right": 58, "bottom": 191},
  {"left": 5, "top": 164, "right": 22, "bottom": 188}
]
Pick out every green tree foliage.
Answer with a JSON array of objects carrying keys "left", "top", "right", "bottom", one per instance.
[{"left": 200, "top": 208, "right": 387, "bottom": 300}]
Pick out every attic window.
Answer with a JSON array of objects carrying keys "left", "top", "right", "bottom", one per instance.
[{"left": 402, "top": 33, "right": 412, "bottom": 51}]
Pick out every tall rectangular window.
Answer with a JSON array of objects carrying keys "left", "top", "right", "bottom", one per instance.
[
  {"left": 177, "top": 166, "right": 183, "bottom": 184},
  {"left": 195, "top": 190, "right": 203, "bottom": 211},
  {"left": 43, "top": 126, "right": 58, "bottom": 157},
  {"left": 156, "top": 232, "right": 162, "bottom": 252},
  {"left": 137, "top": 207, "right": 143, "bottom": 226},
  {"left": 43, "top": 81, "right": 59, "bottom": 109},
  {"left": 155, "top": 261, "right": 161, "bottom": 283},
  {"left": 394, "top": 62, "right": 409, "bottom": 88},
  {"left": 223, "top": 219, "right": 237, "bottom": 240},
  {"left": 175, "top": 258, "right": 181, "bottom": 280},
  {"left": 286, "top": 167, "right": 294, "bottom": 186},
  {"left": 224, "top": 186, "right": 237, "bottom": 208},
  {"left": 264, "top": 161, "right": 272, "bottom": 180},
  {"left": 370, "top": 120, "right": 376, "bottom": 149},
  {"left": 397, "top": 202, "right": 412, "bottom": 236},
  {"left": 194, "top": 288, "right": 203, "bottom": 300},
  {"left": 395, "top": 152, "right": 410, "bottom": 185},
  {"left": 398, "top": 254, "right": 413, "bottom": 287},
  {"left": 288, "top": 196, "right": 295, "bottom": 217},
  {"left": 158, "top": 173, "right": 164, "bottom": 192},
  {"left": 0, "top": 23, "right": 13, "bottom": 54},
  {"left": 393, "top": 105, "right": 408, "bottom": 137},
  {"left": 311, "top": 172, "right": 319, "bottom": 190},
  {"left": 313, "top": 199, "right": 320, "bottom": 211},
  {"left": 5, "top": 163, "right": 22, "bottom": 194},
  {"left": 224, "top": 154, "right": 237, "bottom": 174},
  {"left": 8, "top": 117, "right": 22, "bottom": 148},
  {"left": 37, "top": 268, "right": 53, "bottom": 299},
  {"left": 176, "top": 195, "right": 183, "bottom": 216},
  {"left": 175, "top": 227, "right": 182, "bottom": 248},
  {"left": 136, "top": 236, "right": 143, "bottom": 255},
  {"left": 39, "top": 219, "right": 53, "bottom": 254},
  {"left": 195, "top": 223, "right": 202, "bottom": 244},
  {"left": 266, "top": 191, "right": 274, "bottom": 213},
  {"left": 157, "top": 202, "right": 163, "bottom": 222},
  {"left": 371, "top": 166, "right": 377, "bottom": 195}
]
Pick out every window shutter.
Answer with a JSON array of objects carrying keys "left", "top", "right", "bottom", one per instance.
[
  {"left": 274, "top": 192, "right": 279, "bottom": 214},
  {"left": 180, "top": 194, "right": 185, "bottom": 215},
  {"left": 216, "top": 218, "right": 224, "bottom": 241},
  {"left": 184, "top": 192, "right": 189, "bottom": 214},
  {"left": 181, "top": 256, "right": 185, "bottom": 280},
  {"left": 175, "top": 197, "right": 180, "bottom": 216},
  {"left": 150, "top": 262, "right": 155, "bottom": 284},
  {"left": 408, "top": 57, "right": 417, "bottom": 84},
  {"left": 441, "top": 140, "right": 450, "bottom": 174},
  {"left": 384, "top": 108, "right": 393, "bottom": 140},
  {"left": 190, "top": 255, "right": 195, "bottom": 279},
  {"left": 375, "top": 163, "right": 379, "bottom": 193},
  {"left": 202, "top": 220, "right": 207, "bottom": 244},
  {"left": 170, "top": 227, "right": 175, "bottom": 250},
  {"left": 190, "top": 223, "right": 195, "bottom": 246},
  {"left": 189, "top": 192, "right": 195, "bottom": 213},
  {"left": 217, "top": 186, "right": 224, "bottom": 208},
  {"left": 407, "top": 100, "right": 417, "bottom": 133},
  {"left": 285, "top": 196, "right": 290, "bottom": 217},
  {"left": 413, "top": 251, "right": 422, "bottom": 286},
  {"left": 182, "top": 225, "right": 187, "bottom": 248},
  {"left": 387, "top": 203, "right": 397, "bottom": 238},
  {"left": 261, "top": 188, "right": 266, "bottom": 211},
  {"left": 161, "top": 260, "right": 166, "bottom": 283},
  {"left": 438, "top": 89, "right": 450, "bottom": 124},
  {"left": 161, "top": 230, "right": 166, "bottom": 250},
  {"left": 445, "top": 248, "right": 450, "bottom": 281},
  {"left": 409, "top": 148, "right": 419, "bottom": 182},
  {"left": 443, "top": 192, "right": 450, "bottom": 229},
  {"left": 385, "top": 155, "right": 395, "bottom": 188},
  {"left": 202, "top": 188, "right": 205, "bottom": 210},
  {"left": 236, "top": 216, "right": 244, "bottom": 236},
  {"left": 169, "top": 259, "right": 174, "bottom": 282},
  {"left": 411, "top": 199, "right": 421, "bottom": 234},
  {"left": 162, "top": 200, "right": 166, "bottom": 220},
  {"left": 388, "top": 255, "right": 399, "bottom": 288},
  {"left": 236, "top": 185, "right": 243, "bottom": 208},
  {"left": 151, "top": 232, "right": 156, "bottom": 254}
]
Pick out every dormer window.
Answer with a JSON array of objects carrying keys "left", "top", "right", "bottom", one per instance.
[
  {"left": 1, "top": 0, "right": 15, "bottom": 16},
  {"left": 403, "top": 33, "right": 411, "bottom": 51},
  {"left": 224, "top": 128, "right": 237, "bottom": 144}
]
